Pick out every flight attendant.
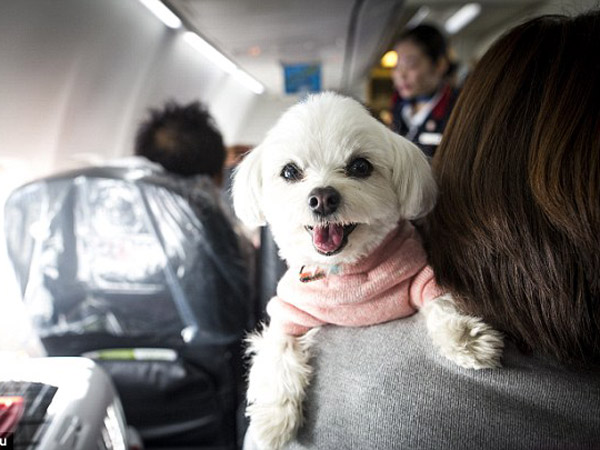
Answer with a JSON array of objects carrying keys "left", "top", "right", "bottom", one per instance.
[{"left": 391, "top": 24, "right": 459, "bottom": 158}]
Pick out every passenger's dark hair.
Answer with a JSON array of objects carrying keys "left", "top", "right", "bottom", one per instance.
[
  {"left": 427, "top": 11, "right": 600, "bottom": 365},
  {"left": 135, "top": 101, "right": 225, "bottom": 177},
  {"left": 396, "top": 24, "right": 448, "bottom": 64}
]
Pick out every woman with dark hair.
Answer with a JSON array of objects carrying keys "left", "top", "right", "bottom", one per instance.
[
  {"left": 428, "top": 11, "right": 600, "bottom": 366},
  {"left": 276, "top": 11, "right": 600, "bottom": 450},
  {"left": 391, "top": 24, "right": 459, "bottom": 158}
]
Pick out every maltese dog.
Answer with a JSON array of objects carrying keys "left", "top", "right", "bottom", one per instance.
[{"left": 233, "top": 93, "right": 503, "bottom": 450}]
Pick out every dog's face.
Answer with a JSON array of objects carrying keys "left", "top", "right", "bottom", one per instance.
[{"left": 233, "top": 93, "right": 436, "bottom": 268}]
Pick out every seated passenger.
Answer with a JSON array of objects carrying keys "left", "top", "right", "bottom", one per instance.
[
  {"left": 133, "top": 100, "right": 256, "bottom": 306},
  {"left": 275, "top": 10, "right": 600, "bottom": 449}
]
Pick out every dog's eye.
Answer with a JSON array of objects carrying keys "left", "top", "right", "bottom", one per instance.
[
  {"left": 346, "top": 158, "right": 373, "bottom": 178},
  {"left": 281, "top": 163, "right": 303, "bottom": 182}
]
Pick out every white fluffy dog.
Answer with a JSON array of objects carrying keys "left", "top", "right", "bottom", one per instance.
[{"left": 233, "top": 93, "right": 503, "bottom": 450}]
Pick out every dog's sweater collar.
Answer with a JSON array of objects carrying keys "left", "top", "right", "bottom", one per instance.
[{"left": 267, "top": 221, "right": 442, "bottom": 336}]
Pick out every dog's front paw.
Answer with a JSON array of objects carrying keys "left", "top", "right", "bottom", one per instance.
[
  {"left": 423, "top": 295, "right": 504, "bottom": 369},
  {"left": 246, "top": 398, "right": 303, "bottom": 450},
  {"left": 245, "top": 326, "right": 318, "bottom": 449}
]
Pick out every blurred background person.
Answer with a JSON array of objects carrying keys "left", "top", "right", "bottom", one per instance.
[
  {"left": 391, "top": 23, "right": 459, "bottom": 158},
  {"left": 134, "top": 100, "right": 228, "bottom": 203},
  {"left": 133, "top": 100, "right": 258, "bottom": 322},
  {"left": 135, "top": 102, "right": 256, "bottom": 264}
]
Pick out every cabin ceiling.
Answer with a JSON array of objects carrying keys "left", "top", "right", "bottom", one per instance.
[
  {"left": 167, "top": 0, "right": 546, "bottom": 96},
  {"left": 168, "top": 0, "right": 405, "bottom": 96}
]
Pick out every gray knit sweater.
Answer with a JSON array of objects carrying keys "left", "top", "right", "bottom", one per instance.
[{"left": 264, "top": 314, "right": 600, "bottom": 450}]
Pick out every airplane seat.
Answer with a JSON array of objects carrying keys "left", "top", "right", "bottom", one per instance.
[{"left": 3, "top": 165, "right": 255, "bottom": 449}]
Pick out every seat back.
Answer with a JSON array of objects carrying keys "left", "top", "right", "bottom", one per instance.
[{"left": 4, "top": 165, "right": 254, "bottom": 448}]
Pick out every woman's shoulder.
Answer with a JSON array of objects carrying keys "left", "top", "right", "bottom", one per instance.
[{"left": 287, "top": 315, "right": 600, "bottom": 450}]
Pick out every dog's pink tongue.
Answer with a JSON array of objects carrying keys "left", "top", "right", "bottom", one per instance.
[{"left": 313, "top": 224, "right": 344, "bottom": 254}]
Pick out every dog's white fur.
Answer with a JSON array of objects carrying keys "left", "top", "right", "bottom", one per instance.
[{"left": 233, "top": 93, "right": 503, "bottom": 450}]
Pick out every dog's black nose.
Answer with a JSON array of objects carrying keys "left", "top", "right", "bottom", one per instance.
[{"left": 308, "top": 186, "right": 341, "bottom": 216}]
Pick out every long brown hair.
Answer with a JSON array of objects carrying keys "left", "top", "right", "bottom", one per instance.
[{"left": 427, "top": 11, "right": 600, "bottom": 365}]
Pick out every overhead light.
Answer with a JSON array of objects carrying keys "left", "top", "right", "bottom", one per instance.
[
  {"left": 445, "top": 3, "right": 481, "bottom": 34},
  {"left": 248, "top": 46, "right": 262, "bottom": 57},
  {"left": 406, "top": 6, "right": 430, "bottom": 29},
  {"left": 183, "top": 32, "right": 264, "bottom": 94},
  {"left": 138, "top": 0, "right": 182, "bottom": 29},
  {"left": 232, "top": 69, "right": 265, "bottom": 95},
  {"left": 380, "top": 50, "right": 398, "bottom": 68},
  {"left": 183, "top": 32, "right": 237, "bottom": 74}
]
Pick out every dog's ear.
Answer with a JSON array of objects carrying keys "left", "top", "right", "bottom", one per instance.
[
  {"left": 232, "top": 145, "right": 266, "bottom": 227},
  {"left": 388, "top": 132, "right": 437, "bottom": 220}
]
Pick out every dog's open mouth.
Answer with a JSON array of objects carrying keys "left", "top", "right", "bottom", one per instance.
[{"left": 304, "top": 223, "right": 357, "bottom": 256}]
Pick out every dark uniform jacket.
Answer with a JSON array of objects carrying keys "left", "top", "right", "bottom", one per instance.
[{"left": 392, "top": 83, "right": 459, "bottom": 158}]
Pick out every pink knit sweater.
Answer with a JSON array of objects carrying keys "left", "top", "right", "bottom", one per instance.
[{"left": 267, "top": 221, "right": 443, "bottom": 336}]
